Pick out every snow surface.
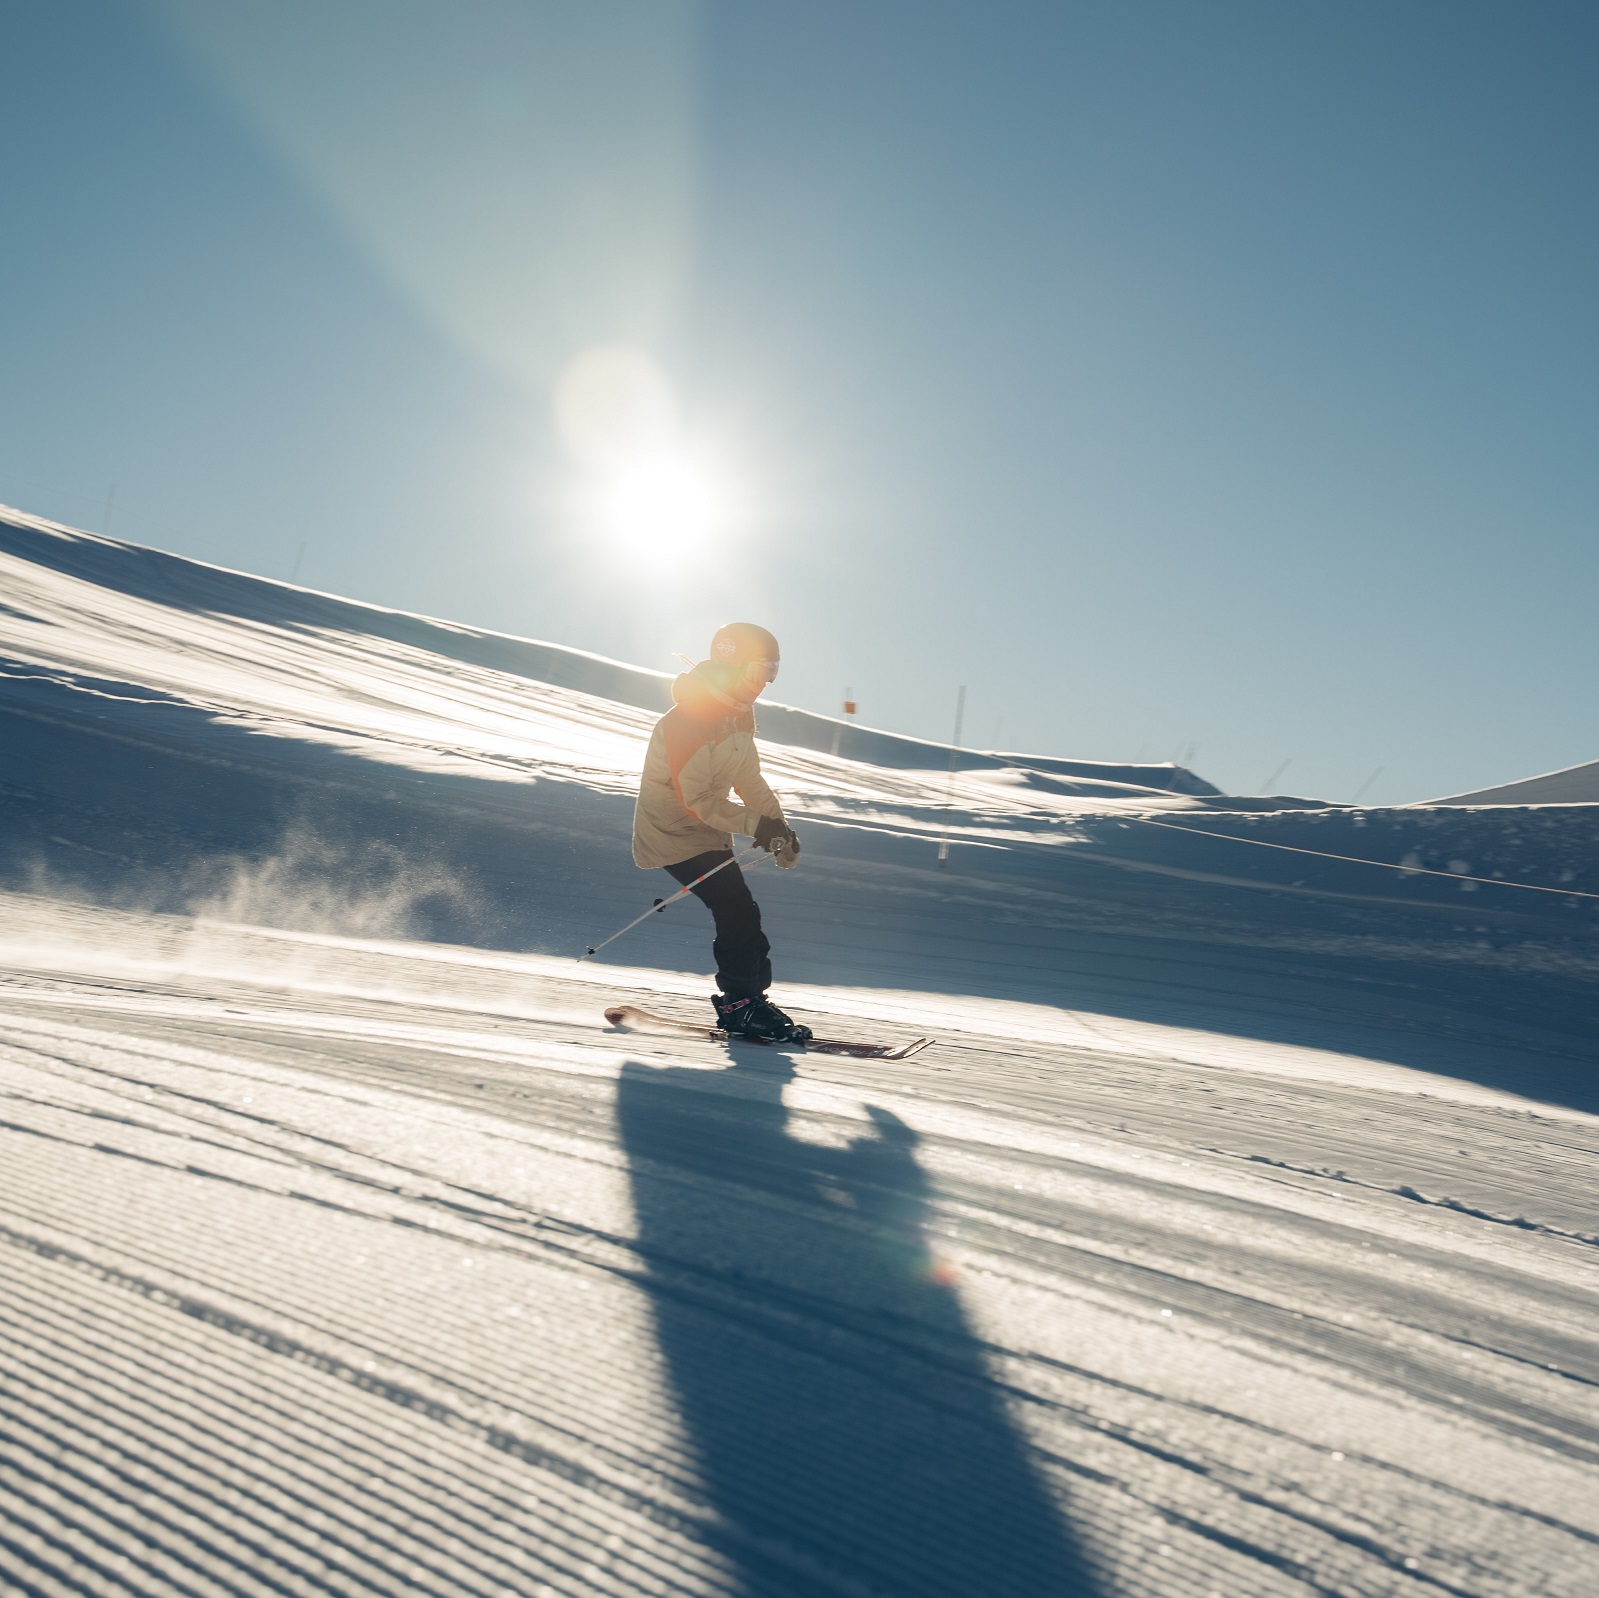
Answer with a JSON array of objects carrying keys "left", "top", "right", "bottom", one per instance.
[
  {"left": 1427, "top": 759, "right": 1599, "bottom": 808},
  {"left": 2, "top": 504, "right": 1597, "bottom": 1597}
]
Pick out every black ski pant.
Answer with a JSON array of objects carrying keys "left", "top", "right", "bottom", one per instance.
[{"left": 664, "top": 849, "right": 772, "bottom": 1000}]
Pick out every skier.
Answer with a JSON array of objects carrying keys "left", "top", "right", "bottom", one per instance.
[{"left": 632, "top": 621, "right": 812, "bottom": 1043}]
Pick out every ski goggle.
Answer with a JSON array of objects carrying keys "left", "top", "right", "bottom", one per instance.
[{"left": 748, "top": 658, "right": 780, "bottom": 683}]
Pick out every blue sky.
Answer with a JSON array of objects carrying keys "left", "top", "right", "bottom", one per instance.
[{"left": 3, "top": 1, "right": 1596, "bottom": 803}]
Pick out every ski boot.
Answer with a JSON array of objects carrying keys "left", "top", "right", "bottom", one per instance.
[
  {"left": 712, "top": 993, "right": 813, "bottom": 1044},
  {"left": 754, "top": 997, "right": 812, "bottom": 1045}
]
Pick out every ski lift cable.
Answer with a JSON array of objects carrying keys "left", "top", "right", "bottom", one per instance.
[{"left": 1126, "top": 814, "right": 1599, "bottom": 902}]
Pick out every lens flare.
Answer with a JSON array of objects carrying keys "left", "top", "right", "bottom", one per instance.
[{"left": 555, "top": 346, "right": 679, "bottom": 470}]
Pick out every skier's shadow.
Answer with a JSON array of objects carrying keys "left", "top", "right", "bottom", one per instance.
[{"left": 616, "top": 1053, "right": 1101, "bottom": 1596}]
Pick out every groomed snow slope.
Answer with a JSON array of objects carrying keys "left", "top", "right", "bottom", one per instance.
[
  {"left": 3, "top": 900, "right": 1596, "bottom": 1598},
  {"left": 2, "top": 505, "right": 1598, "bottom": 1597}
]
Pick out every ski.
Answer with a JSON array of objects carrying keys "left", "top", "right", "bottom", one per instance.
[{"left": 603, "top": 1004, "right": 935, "bottom": 1061}]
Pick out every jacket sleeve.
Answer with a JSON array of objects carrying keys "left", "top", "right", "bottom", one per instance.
[
  {"left": 731, "top": 739, "right": 783, "bottom": 826},
  {"left": 674, "top": 741, "right": 755, "bottom": 836}
]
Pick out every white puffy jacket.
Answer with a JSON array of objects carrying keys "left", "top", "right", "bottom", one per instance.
[{"left": 631, "top": 663, "right": 784, "bottom": 869}]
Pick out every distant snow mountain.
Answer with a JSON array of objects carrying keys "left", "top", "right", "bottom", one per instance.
[{"left": 1426, "top": 759, "right": 1599, "bottom": 806}]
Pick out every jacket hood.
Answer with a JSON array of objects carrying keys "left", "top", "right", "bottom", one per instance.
[{"left": 672, "top": 659, "right": 750, "bottom": 722}]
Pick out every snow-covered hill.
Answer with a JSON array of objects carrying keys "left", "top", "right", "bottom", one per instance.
[
  {"left": 1428, "top": 758, "right": 1599, "bottom": 807},
  {"left": 3, "top": 503, "right": 1597, "bottom": 1597},
  {"left": 3, "top": 506, "right": 1594, "bottom": 999}
]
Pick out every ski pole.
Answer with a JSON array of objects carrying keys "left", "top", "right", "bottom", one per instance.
[{"left": 578, "top": 843, "right": 773, "bottom": 960}]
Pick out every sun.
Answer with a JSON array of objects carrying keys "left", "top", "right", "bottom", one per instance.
[
  {"left": 552, "top": 346, "right": 742, "bottom": 559},
  {"left": 598, "top": 450, "right": 726, "bottom": 555}
]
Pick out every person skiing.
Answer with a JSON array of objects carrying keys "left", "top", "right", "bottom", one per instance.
[{"left": 632, "top": 621, "right": 811, "bottom": 1043}]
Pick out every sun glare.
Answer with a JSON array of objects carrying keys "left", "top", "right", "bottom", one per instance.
[
  {"left": 553, "top": 345, "right": 740, "bottom": 560},
  {"left": 597, "top": 451, "right": 726, "bottom": 555}
]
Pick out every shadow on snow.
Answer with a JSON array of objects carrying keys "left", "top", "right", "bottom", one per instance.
[{"left": 615, "top": 1051, "right": 1102, "bottom": 1598}]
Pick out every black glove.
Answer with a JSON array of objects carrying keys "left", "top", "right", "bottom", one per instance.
[
  {"left": 753, "top": 814, "right": 787, "bottom": 852},
  {"left": 775, "top": 825, "right": 801, "bottom": 869}
]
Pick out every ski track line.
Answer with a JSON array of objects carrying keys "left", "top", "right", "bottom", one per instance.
[
  {"left": 0, "top": 1260, "right": 740, "bottom": 1598},
  {"left": 0, "top": 1182, "right": 714, "bottom": 1553},
  {"left": 10, "top": 1039, "right": 1592, "bottom": 1454},
  {"left": 6, "top": 1004, "right": 1592, "bottom": 1292},
  {"left": 6, "top": 998, "right": 1592, "bottom": 1350},
  {"left": 3, "top": 1196, "right": 1387, "bottom": 1598},
  {"left": 3, "top": 1138, "right": 1125, "bottom": 1598},
  {"left": 13, "top": 993, "right": 1588, "bottom": 1261}
]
